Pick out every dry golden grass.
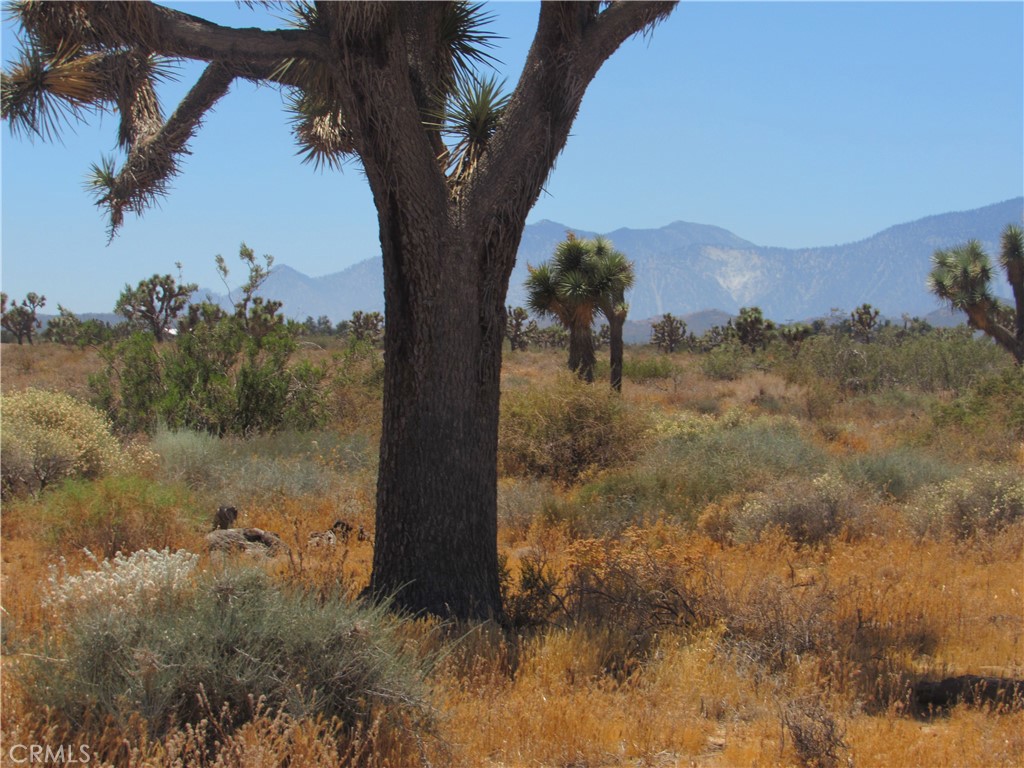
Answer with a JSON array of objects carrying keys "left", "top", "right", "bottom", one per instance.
[{"left": 2, "top": 342, "right": 1022, "bottom": 766}]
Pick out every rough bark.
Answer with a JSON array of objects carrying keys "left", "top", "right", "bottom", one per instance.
[
  {"left": 608, "top": 310, "right": 626, "bottom": 392},
  {"left": 568, "top": 322, "right": 597, "bottom": 383}
]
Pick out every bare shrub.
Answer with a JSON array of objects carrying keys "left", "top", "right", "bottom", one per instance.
[{"left": 782, "top": 695, "right": 849, "bottom": 768}]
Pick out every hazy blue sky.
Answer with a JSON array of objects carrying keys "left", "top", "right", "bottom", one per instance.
[{"left": 2, "top": 2, "right": 1022, "bottom": 313}]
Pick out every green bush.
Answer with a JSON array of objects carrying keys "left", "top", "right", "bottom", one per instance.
[
  {"left": 24, "top": 558, "right": 430, "bottom": 743},
  {"left": 932, "top": 366, "right": 1024, "bottom": 439},
  {"left": 778, "top": 329, "right": 1011, "bottom": 394},
  {"left": 499, "top": 374, "right": 650, "bottom": 485},
  {"left": 661, "top": 415, "right": 827, "bottom": 512},
  {"left": 92, "top": 322, "right": 332, "bottom": 437},
  {"left": 18, "top": 475, "right": 199, "bottom": 557},
  {"left": 571, "top": 414, "right": 827, "bottom": 531},
  {"left": 623, "top": 355, "right": 676, "bottom": 384},
  {"left": 840, "top": 448, "right": 954, "bottom": 501},
  {"left": 700, "top": 342, "right": 754, "bottom": 381},
  {"left": 1, "top": 388, "right": 128, "bottom": 497}
]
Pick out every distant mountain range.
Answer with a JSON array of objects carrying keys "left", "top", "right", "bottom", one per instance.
[{"left": 193, "top": 197, "right": 1021, "bottom": 328}]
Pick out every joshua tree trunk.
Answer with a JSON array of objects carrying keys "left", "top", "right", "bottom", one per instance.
[
  {"left": 568, "top": 323, "right": 597, "bottom": 383},
  {"left": 608, "top": 309, "right": 627, "bottom": 391},
  {"left": 368, "top": 201, "right": 512, "bottom": 617}
]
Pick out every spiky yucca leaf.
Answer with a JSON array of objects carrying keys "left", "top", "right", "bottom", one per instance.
[
  {"left": 1000, "top": 224, "right": 1024, "bottom": 284},
  {"left": 286, "top": 90, "right": 356, "bottom": 170},
  {"left": 928, "top": 242, "right": 995, "bottom": 310},
  {"left": 438, "top": 73, "right": 509, "bottom": 179},
  {"left": 438, "top": 2, "right": 501, "bottom": 86},
  {"left": 1, "top": 42, "right": 106, "bottom": 141}
]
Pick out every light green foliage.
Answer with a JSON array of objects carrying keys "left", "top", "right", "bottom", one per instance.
[
  {"left": 779, "top": 327, "right": 1011, "bottom": 394},
  {"left": 17, "top": 475, "right": 197, "bottom": 557},
  {"left": 24, "top": 564, "right": 429, "bottom": 741},
  {"left": 1, "top": 388, "right": 127, "bottom": 497},
  {"left": 840, "top": 447, "right": 954, "bottom": 501}
]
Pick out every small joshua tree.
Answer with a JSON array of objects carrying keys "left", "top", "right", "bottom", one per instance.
[
  {"left": 850, "top": 303, "right": 880, "bottom": 343},
  {"left": 928, "top": 224, "right": 1024, "bottom": 365},
  {"left": 651, "top": 312, "right": 686, "bottom": 353},
  {"left": 115, "top": 273, "right": 196, "bottom": 341},
  {"left": 506, "top": 306, "right": 530, "bottom": 352},
  {"left": 349, "top": 310, "right": 385, "bottom": 345},
  {"left": 732, "top": 306, "right": 775, "bottom": 352}
]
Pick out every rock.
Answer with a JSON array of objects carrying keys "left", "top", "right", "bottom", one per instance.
[{"left": 205, "top": 527, "right": 289, "bottom": 557}]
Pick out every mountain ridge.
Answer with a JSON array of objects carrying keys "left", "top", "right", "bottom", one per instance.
[{"left": 197, "top": 197, "right": 1024, "bottom": 323}]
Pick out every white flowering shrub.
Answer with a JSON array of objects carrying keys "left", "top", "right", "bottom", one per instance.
[
  {"left": 1, "top": 388, "right": 126, "bottom": 497},
  {"left": 906, "top": 466, "right": 1024, "bottom": 538},
  {"left": 710, "top": 473, "right": 865, "bottom": 545},
  {"left": 43, "top": 548, "right": 199, "bottom": 619}
]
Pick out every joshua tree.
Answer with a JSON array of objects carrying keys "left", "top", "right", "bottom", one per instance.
[
  {"left": 849, "top": 303, "right": 880, "bottom": 343},
  {"left": 1, "top": 1, "right": 677, "bottom": 620},
  {"left": 732, "top": 306, "right": 775, "bottom": 352},
  {"left": 526, "top": 234, "right": 634, "bottom": 387},
  {"left": 779, "top": 322, "right": 813, "bottom": 355},
  {"left": 651, "top": 312, "right": 686, "bottom": 353},
  {"left": 928, "top": 224, "right": 1024, "bottom": 365},
  {"left": 349, "top": 310, "right": 384, "bottom": 345},
  {"left": 115, "top": 273, "right": 197, "bottom": 341},
  {"left": 590, "top": 236, "right": 635, "bottom": 391},
  {"left": 505, "top": 306, "right": 530, "bottom": 352},
  {"left": 1, "top": 291, "right": 46, "bottom": 345}
]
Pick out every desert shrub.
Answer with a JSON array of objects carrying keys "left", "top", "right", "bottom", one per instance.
[
  {"left": 717, "top": 474, "right": 866, "bottom": 545},
  {"left": 573, "top": 413, "right": 826, "bottom": 530},
  {"left": 22, "top": 559, "right": 430, "bottom": 747},
  {"left": 779, "top": 329, "right": 1011, "bottom": 394},
  {"left": 499, "top": 374, "right": 649, "bottom": 485},
  {"left": 1, "top": 388, "right": 128, "bottom": 497},
  {"left": 932, "top": 366, "right": 1024, "bottom": 439},
  {"left": 497, "top": 478, "right": 553, "bottom": 538},
  {"left": 905, "top": 466, "right": 1024, "bottom": 538},
  {"left": 840, "top": 448, "right": 955, "bottom": 501},
  {"left": 92, "top": 323, "right": 333, "bottom": 437},
  {"left": 700, "top": 342, "right": 754, "bottom": 380},
  {"left": 623, "top": 355, "right": 675, "bottom": 384},
  {"left": 661, "top": 415, "right": 827, "bottom": 512},
  {"left": 151, "top": 427, "right": 372, "bottom": 502},
  {"left": 781, "top": 696, "right": 849, "bottom": 768},
  {"left": 18, "top": 475, "right": 200, "bottom": 557},
  {"left": 500, "top": 525, "right": 705, "bottom": 665}
]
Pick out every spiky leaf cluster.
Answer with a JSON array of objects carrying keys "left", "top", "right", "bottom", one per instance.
[{"left": 928, "top": 224, "right": 1024, "bottom": 364}]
